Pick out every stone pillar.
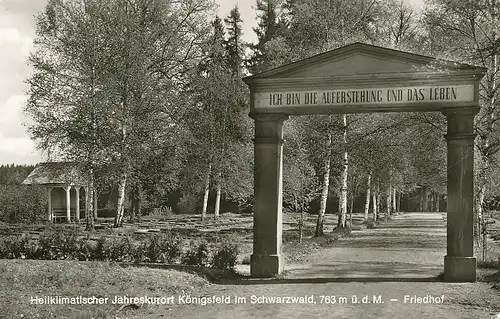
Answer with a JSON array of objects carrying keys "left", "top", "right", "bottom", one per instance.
[
  {"left": 75, "top": 187, "right": 80, "bottom": 223},
  {"left": 65, "top": 186, "right": 71, "bottom": 223},
  {"left": 47, "top": 187, "right": 52, "bottom": 222},
  {"left": 250, "top": 113, "right": 288, "bottom": 277},
  {"left": 443, "top": 107, "right": 478, "bottom": 282}
]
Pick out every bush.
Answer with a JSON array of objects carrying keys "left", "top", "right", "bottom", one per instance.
[
  {"left": 363, "top": 219, "right": 376, "bottom": 229},
  {"left": 318, "top": 234, "right": 339, "bottom": 247},
  {"left": 91, "top": 237, "right": 108, "bottom": 261},
  {"left": 132, "top": 241, "right": 147, "bottom": 264},
  {"left": 106, "top": 235, "right": 133, "bottom": 262},
  {"left": 212, "top": 242, "right": 239, "bottom": 271},
  {"left": 145, "top": 234, "right": 164, "bottom": 263},
  {"left": 182, "top": 241, "right": 210, "bottom": 267},
  {"left": 0, "top": 235, "right": 33, "bottom": 259},
  {"left": 0, "top": 185, "right": 47, "bottom": 223},
  {"left": 163, "top": 237, "right": 182, "bottom": 263},
  {"left": 477, "top": 257, "right": 500, "bottom": 269},
  {"left": 141, "top": 233, "right": 180, "bottom": 263},
  {"left": 75, "top": 237, "right": 94, "bottom": 261}
]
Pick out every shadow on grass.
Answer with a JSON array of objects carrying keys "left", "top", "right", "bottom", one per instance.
[{"left": 117, "top": 262, "right": 444, "bottom": 285}]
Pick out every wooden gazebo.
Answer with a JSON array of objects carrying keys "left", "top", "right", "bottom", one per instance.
[{"left": 22, "top": 162, "right": 94, "bottom": 223}]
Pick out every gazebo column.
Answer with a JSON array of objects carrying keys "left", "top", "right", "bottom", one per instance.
[
  {"left": 75, "top": 187, "right": 80, "bottom": 223},
  {"left": 47, "top": 187, "right": 52, "bottom": 222},
  {"left": 84, "top": 186, "right": 89, "bottom": 221},
  {"left": 65, "top": 185, "right": 71, "bottom": 223},
  {"left": 443, "top": 107, "right": 478, "bottom": 282},
  {"left": 250, "top": 113, "right": 288, "bottom": 277}
]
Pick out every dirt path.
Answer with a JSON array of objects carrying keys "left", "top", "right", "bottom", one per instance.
[{"left": 135, "top": 213, "right": 500, "bottom": 319}]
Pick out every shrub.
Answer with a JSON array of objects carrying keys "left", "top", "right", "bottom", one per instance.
[
  {"left": 106, "top": 235, "right": 133, "bottom": 262},
  {"left": 212, "top": 242, "right": 239, "bottom": 271},
  {"left": 145, "top": 234, "right": 164, "bottom": 263},
  {"left": 75, "top": 238, "right": 94, "bottom": 261},
  {"left": 182, "top": 241, "right": 210, "bottom": 267},
  {"left": 132, "top": 241, "right": 147, "bottom": 264},
  {"left": 37, "top": 231, "right": 62, "bottom": 260},
  {"left": 477, "top": 257, "right": 500, "bottom": 269},
  {"left": 363, "top": 219, "right": 376, "bottom": 229},
  {"left": 0, "top": 184, "right": 47, "bottom": 223},
  {"left": 163, "top": 237, "right": 182, "bottom": 263},
  {"left": 318, "top": 234, "right": 339, "bottom": 247},
  {"left": 0, "top": 235, "right": 31, "bottom": 259},
  {"left": 91, "top": 237, "right": 108, "bottom": 261},
  {"left": 36, "top": 228, "right": 80, "bottom": 260},
  {"left": 60, "top": 230, "right": 80, "bottom": 259}
]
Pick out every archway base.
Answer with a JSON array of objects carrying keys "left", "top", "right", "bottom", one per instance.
[
  {"left": 444, "top": 256, "right": 476, "bottom": 282},
  {"left": 250, "top": 254, "right": 284, "bottom": 278}
]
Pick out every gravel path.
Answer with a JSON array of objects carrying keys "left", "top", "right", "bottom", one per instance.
[{"left": 136, "top": 213, "right": 500, "bottom": 319}]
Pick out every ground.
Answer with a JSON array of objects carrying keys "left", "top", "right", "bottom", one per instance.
[
  {"left": 140, "top": 212, "right": 500, "bottom": 319},
  {"left": 1, "top": 212, "right": 499, "bottom": 318}
]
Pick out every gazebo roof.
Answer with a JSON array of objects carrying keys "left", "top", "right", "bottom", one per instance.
[{"left": 22, "top": 162, "right": 89, "bottom": 186}]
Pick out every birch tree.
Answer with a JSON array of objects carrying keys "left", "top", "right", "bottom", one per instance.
[{"left": 424, "top": 0, "right": 500, "bottom": 241}]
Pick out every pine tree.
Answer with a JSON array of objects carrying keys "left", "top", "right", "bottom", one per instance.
[{"left": 247, "top": 0, "right": 286, "bottom": 74}]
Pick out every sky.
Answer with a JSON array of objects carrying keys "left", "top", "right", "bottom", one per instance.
[{"left": 0, "top": 0, "right": 424, "bottom": 165}]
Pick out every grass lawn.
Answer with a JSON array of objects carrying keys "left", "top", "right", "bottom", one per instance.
[{"left": 0, "top": 259, "right": 209, "bottom": 318}]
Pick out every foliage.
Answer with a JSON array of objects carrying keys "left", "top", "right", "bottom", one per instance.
[
  {"left": 477, "top": 257, "right": 500, "bottom": 269},
  {"left": 0, "top": 165, "right": 47, "bottom": 223},
  {"left": 181, "top": 241, "right": 211, "bottom": 267},
  {"left": 144, "top": 233, "right": 183, "bottom": 263},
  {"left": 25, "top": 0, "right": 217, "bottom": 228},
  {"left": 178, "top": 193, "right": 199, "bottom": 215}
]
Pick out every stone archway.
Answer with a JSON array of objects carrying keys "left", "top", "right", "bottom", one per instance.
[{"left": 243, "top": 43, "right": 486, "bottom": 282}]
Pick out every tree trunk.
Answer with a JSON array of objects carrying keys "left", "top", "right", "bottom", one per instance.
[
  {"left": 364, "top": 173, "right": 371, "bottom": 220},
  {"left": 315, "top": 132, "right": 332, "bottom": 237},
  {"left": 93, "top": 189, "right": 98, "bottom": 221},
  {"left": 476, "top": 177, "right": 487, "bottom": 247},
  {"left": 392, "top": 187, "right": 396, "bottom": 214},
  {"left": 298, "top": 197, "right": 303, "bottom": 243},
  {"left": 418, "top": 188, "right": 423, "bottom": 212},
  {"left": 130, "top": 184, "right": 136, "bottom": 222},
  {"left": 396, "top": 191, "right": 401, "bottom": 212},
  {"left": 214, "top": 171, "right": 222, "bottom": 220},
  {"left": 349, "top": 191, "right": 354, "bottom": 229},
  {"left": 435, "top": 193, "right": 440, "bottom": 212},
  {"left": 338, "top": 114, "right": 348, "bottom": 228},
  {"left": 372, "top": 183, "right": 378, "bottom": 221},
  {"left": 85, "top": 174, "right": 94, "bottom": 231},
  {"left": 202, "top": 162, "right": 211, "bottom": 221},
  {"left": 114, "top": 169, "right": 128, "bottom": 228},
  {"left": 136, "top": 182, "right": 143, "bottom": 222},
  {"left": 377, "top": 184, "right": 381, "bottom": 219},
  {"left": 423, "top": 186, "right": 429, "bottom": 212}
]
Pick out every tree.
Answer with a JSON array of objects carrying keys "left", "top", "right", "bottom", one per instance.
[
  {"left": 185, "top": 11, "right": 252, "bottom": 220},
  {"left": 424, "top": 0, "right": 500, "bottom": 241},
  {"left": 26, "top": 0, "right": 216, "bottom": 228},
  {"left": 247, "top": 0, "right": 287, "bottom": 74}
]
